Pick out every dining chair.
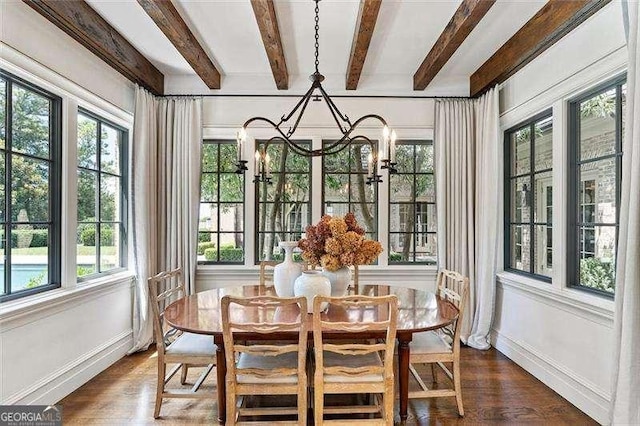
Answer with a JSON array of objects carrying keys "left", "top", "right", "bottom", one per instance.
[
  {"left": 258, "top": 260, "right": 278, "bottom": 287},
  {"left": 312, "top": 295, "right": 398, "bottom": 425},
  {"left": 221, "top": 295, "right": 309, "bottom": 425},
  {"left": 407, "top": 269, "right": 469, "bottom": 416},
  {"left": 147, "top": 268, "right": 217, "bottom": 419}
]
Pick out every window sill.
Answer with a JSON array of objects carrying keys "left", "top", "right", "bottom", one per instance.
[
  {"left": 0, "top": 271, "right": 135, "bottom": 326},
  {"left": 496, "top": 271, "right": 614, "bottom": 324}
]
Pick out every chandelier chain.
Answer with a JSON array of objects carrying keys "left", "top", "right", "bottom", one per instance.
[{"left": 314, "top": 0, "right": 320, "bottom": 73}]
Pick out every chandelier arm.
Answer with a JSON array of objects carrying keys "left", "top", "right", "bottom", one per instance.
[
  {"left": 319, "top": 88, "right": 350, "bottom": 134},
  {"left": 318, "top": 85, "right": 351, "bottom": 126},
  {"left": 320, "top": 114, "right": 388, "bottom": 153},
  {"left": 243, "top": 117, "right": 314, "bottom": 156},
  {"left": 277, "top": 85, "right": 315, "bottom": 126},
  {"left": 286, "top": 88, "right": 314, "bottom": 137}
]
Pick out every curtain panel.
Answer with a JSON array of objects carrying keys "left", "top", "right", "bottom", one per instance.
[
  {"left": 129, "top": 86, "right": 203, "bottom": 352},
  {"left": 435, "top": 87, "right": 500, "bottom": 350},
  {"left": 610, "top": 2, "right": 640, "bottom": 423}
]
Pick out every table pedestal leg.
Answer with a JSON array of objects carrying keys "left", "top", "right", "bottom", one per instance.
[
  {"left": 215, "top": 337, "right": 226, "bottom": 424},
  {"left": 398, "top": 336, "right": 411, "bottom": 422}
]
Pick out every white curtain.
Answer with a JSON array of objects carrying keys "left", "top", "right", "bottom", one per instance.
[
  {"left": 610, "top": 2, "right": 640, "bottom": 424},
  {"left": 129, "top": 86, "right": 203, "bottom": 352},
  {"left": 435, "top": 87, "right": 500, "bottom": 350}
]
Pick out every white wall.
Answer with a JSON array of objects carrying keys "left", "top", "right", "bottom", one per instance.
[
  {"left": 493, "top": 2, "right": 625, "bottom": 424},
  {"left": 0, "top": 1, "right": 135, "bottom": 405}
]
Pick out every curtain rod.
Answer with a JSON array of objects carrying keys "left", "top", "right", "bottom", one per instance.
[{"left": 162, "top": 93, "right": 470, "bottom": 99}]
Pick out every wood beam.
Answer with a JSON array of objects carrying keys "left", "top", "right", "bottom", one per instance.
[
  {"left": 23, "top": 0, "right": 164, "bottom": 95},
  {"left": 250, "top": 0, "right": 288, "bottom": 90},
  {"left": 470, "top": 0, "right": 611, "bottom": 97},
  {"left": 346, "top": 0, "right": 382, "bottom": 90},
  {"left": 413, "top": 0, "right": 495, "bottom": 91},
  {"left": 137, "top": 0, "right": 221, "bottom": 89}
]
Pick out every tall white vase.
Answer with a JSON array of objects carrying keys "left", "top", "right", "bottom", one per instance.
[
  {"left": 322, "top": 266, "right": 352, "bottom": 296},
  {"left": 273, "top": 241, "right": 303, "bottom": 297}
]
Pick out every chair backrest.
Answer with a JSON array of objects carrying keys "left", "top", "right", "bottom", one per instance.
[
  {"left": 352, "top": 265, "right": 359, "bottom": 293},
  {"left": 259, "top": 261, "right": 279, "bottom": 287},
  {"left": 312, "top": 295, "right": 398, "bottom": 382},
  {"left": 148, "top": 268, "right": 185, "bottom": 356},
  {"left": 221, "top": 296, "right": 308, "bottom": 383},
  {"left": 435, "top": 269, "right": 469, "bottom": 346}
]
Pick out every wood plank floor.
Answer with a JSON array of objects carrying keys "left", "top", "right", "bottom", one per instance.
[{"left": 59, "top": 345, "right": 596, "bottom": 425}]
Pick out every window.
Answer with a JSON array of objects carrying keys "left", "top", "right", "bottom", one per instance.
[
  {"left": 322, "top": 140, "right": 377, "bottom": 240},
  {"left": 388, "top": 140, "right": 436, "bottom": 264},
  {"left": 0, "top": 70, "right": 62, "bottom": 301},
  {"left": 568, "top": 77, "right": 625, "bottom": 295},
  {"left": 199, "top": 140, "right": 245, "bottom": 264},
  {"left": 504, "top": 110, "right": 553, "bottom": 280},
  {"left": 256, "top": 139, "right": 311, "bottom": 262},
  {"left": 77, "top": 110, "right": 128, "bottom": 278}
]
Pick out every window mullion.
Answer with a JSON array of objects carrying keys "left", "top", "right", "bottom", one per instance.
[{"left": 4, "top": 80, "right": 12, "bottom": 296}]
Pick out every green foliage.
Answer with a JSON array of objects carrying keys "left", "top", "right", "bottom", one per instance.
[
  {"left": 77, "top": 265, "right": 96, "bottom": 277},
  {"left": 198, "top": 233, "right": 211, "bottom": 243},
  {"left": 80, "top": 227, "right": 114, "bottom": 246},
  {"left": 389, "top": 252, "right": 403, "bottom": 262},
  {"left": 269, "top": 252, "right": 302, "bottom": 262},
  {"left": 0, "top": 230, "right": 49, "bottom": 248},
  {"left": 580, "top": 257, "right": 615, "bottom": 293},
  {"left": 204, "top": 247, "right": 244, "bottom": 262},
  {"left": 580, "top": 91, "right": 616, "bottom": 119},
  {"left": 197, "top": 241, "right": 216, "bottom": 255},
  {"left": 25, "top": 270, "right": 47, "bottom": 289}
]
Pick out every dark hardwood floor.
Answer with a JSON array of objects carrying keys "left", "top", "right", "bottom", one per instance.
[{"left": 59, "top": 346, "right": 597, "bottom": 425}]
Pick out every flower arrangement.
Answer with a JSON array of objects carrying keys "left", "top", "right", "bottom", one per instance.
[{"left": 298, "top": 212, "right": 383, "bottom": 272}]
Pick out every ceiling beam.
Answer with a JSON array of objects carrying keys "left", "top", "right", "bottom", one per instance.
[
  {"left": 23, "top": 0, "right": 164, "bottom": 95},
  {"left": 413, "top": 0, "right": 495, "bottom": 91},
  {"left": 250, "top": 0, "right": 288, "bottom": 90},
  {"left": 346, "top": 0, "right": 382, "bottom": 90},
  {"left": 470, "top": 0, "right": 611, "bottom": 97},
  {"left": 137, "top": 0, "right": 221, "bottom": 89}
]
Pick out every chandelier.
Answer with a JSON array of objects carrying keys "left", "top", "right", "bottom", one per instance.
[{"left": 235, "top": 0, "right": 397, "bottom": 185}]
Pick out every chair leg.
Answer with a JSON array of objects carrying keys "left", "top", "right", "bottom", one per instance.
[
  {"left": 453, "top": 360, "right": 464, "bottom": 417},
  {"left": 384, "top": 383, "right": 394, "bottom": 425},
  {"left": 314, "top": 377, "right": 323, "bottom": 426},
  {"left": 154, "top": 361, "right": 166, "bottom": 419},
  {"left": 226, "top": 382, "right": 237, "bottom": 426},
  {"left": 431, "top": 363, "right": 437, "bottom": 383},
  {"left": 298, "top": 384, "right": 307, "bottom": 426},
  {"left": 180, "top": 363, "right": 188, "bottom": 384}
]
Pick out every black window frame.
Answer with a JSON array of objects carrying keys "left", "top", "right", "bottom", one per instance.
[
  {"left": 0, "top": 69, "right": 62, "bottom": 302},
  {"left": 567, "top": 75, "right": 625, "bottom": 298},
  {"left": 255, "top": 139, "right": 312, "bottom": 264},
  {"left": 503, "top": 108, "right": 553, "bottom": 283},
  {"left": 321, "top": 139, "right": 378, "bottom": 242},
  {"left": 387, "top": 139, "right": 436, "bottom": 265},
  {"left": 199, "top": 139, "right": 245, "bottom": 265},
  {"left": 76, "top": 108, "right": 129, "bottom": 281}
]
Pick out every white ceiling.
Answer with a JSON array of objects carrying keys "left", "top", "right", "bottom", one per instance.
[{"left": 86, "top": 0, "right": 548, "bottom": 96}]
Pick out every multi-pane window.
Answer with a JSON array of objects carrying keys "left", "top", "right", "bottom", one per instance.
[
  {"left": 322, "top": 140, "right": 378, "bottom": 241},
  {"left": 199, "top": 140, "right": 244, "bottom": 264},
  {"left": 256, "top": 140, "right": 311, "bottom": 262},
  {"left": 505, "top": 111, "right": 553, "bottom": 279},
  {"left": 568, "top": 77, "right": 625, "bottom": 295},
  {"left": 0, "top": 70, "right": 61, "bottom": 301},
  {"left": 389, "top": 140, "right": 436, "bottom": 264},
  {"left": 76, "top": 110, "right": 127, "bottom": 278}
]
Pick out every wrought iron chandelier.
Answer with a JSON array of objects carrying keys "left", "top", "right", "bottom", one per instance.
[{"left": 235, "top": 0, "right": 397, "bottom": 185}]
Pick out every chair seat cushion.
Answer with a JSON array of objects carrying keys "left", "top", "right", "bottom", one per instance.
[
  {"left": 411, "top": 331, "right": 452, "bottom": 354},
  {"left": 236, "top": 352, "right": 300, "bottom": 384},
  {"left": 166, "top": 332, "right": 217, "bottom": 356},
  {"left": 322, "top": 351, "right": 383, "bottom": 383}
]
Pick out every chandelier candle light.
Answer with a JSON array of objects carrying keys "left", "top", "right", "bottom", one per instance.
[{"left": 235, "top": 0, "right": 397, "bottom": 185}]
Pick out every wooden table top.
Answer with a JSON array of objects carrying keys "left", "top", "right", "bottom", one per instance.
[{"left": 164, "top": 284, "right": 459, "bottom": 337}]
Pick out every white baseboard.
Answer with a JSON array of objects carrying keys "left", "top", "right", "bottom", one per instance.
[
  {"left": 491, "top": 329, "right": 610, "bottom": 425},
  {"left": 5, "top": 330, "right": 133, "bottom": 405}
]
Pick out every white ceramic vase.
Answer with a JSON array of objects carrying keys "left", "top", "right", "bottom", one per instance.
[
  {"left": 294, "top": 270, "right": 331, "bottom": 313},
  {"left": 322, "top": 266, "right": 352, "bottom": 296},
  {"left": 273, "top": 241, "right": 303, "bottom": 297}
]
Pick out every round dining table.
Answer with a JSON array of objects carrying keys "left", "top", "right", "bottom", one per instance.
[{"left": 164, "top": 283, "right": 459, "bottom": 423}]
